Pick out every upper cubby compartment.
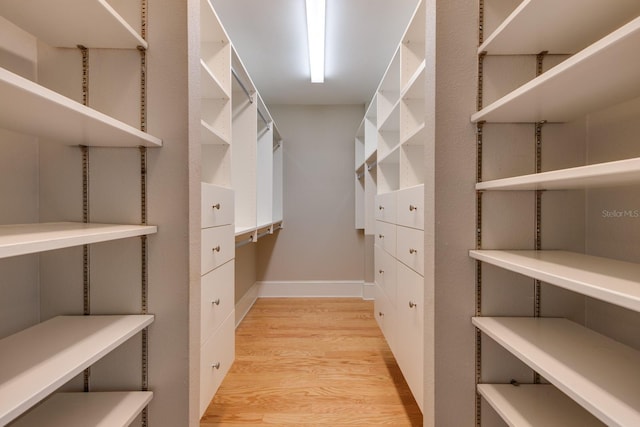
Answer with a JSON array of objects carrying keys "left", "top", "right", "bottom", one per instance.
[
  {"left": 0, "top": 0, "right": 146, "bottom": 49},
  {"left": 377, "top": 47, "right": 401, "bottom": 127},
  {"left": 200, "top": 0, "right": 231, "bottom": 95},
  {"left": 400, "top": 0, "right": 425, "bottom": 89},
  {"left": 0, "top": 67, "right": 162, "bottom": 147},
  {"left": 472, "top": 15, "right": 640, "bottom": 123},
  {"left": 479, "top": 0, "right": 640, "bottom": 55}
]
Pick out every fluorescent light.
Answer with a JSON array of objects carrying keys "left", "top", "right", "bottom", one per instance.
[{"left": 306, "top": 0, "right": 325, "bottom": 83}]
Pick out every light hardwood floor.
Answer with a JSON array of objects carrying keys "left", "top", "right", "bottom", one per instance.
[{"left": 201, "top": 298, "right": 423, "bottom": 426}]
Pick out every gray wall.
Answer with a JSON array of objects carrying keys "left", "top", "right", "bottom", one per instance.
[{"left": 255, "top": 104, "right": 368, "bottom": 283}]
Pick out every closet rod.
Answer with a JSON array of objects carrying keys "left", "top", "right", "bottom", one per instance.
[
  {"left": 231, "top": 67, "right": 271, "bottom": 129},
  {"left": 367, "top": 162, "right": 377, "bottom": 171}
]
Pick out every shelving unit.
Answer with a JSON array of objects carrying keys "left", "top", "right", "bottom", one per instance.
[
  {"left": 473, "top": 317, "right": 640, "bottom": 426},
  {"left": 357, "top": 0, "right": 426, "bottom": 413},
  {"left": 11, "top": 392, "right": 154, "bottom": 427},
  {"left": 0, "top": 1, "right": 160, "bottom": 425},
  {"left": 0, "top": 315, "right": 154, "bottom": 425},
  {"left": 473, "top": 2, "right": 640, "bottom": 426}
]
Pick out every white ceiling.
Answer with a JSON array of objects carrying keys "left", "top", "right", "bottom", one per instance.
[{"left": 210, "top": 0, "right": 420, "bottom": 105}]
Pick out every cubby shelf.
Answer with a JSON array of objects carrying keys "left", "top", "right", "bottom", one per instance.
[
  {"left": 401, "top": 60, "right": 426, "bottom": 99},
  {"left": 470, "top": 250, "right": 640, "bottom": 313},
  {"left": 0, "top": 0, "right": 146, "bottom": 48},
  {"left": 478, "top": 384, "right": 604, "bottom": 427},
  {"left": 473, "top": 316, "right": 640, "bottom": 426},
  {"left": 479, "top": 0, "right": 640, "bottom": 55},
  {"left": 0, "top": 222, "right": 157, "bottom": 259},
  {"left": 201, "top": 119, "right": 230, "bottom": 145},
  {"left": 0, "top": 67, "right": 162, "bottom": 147},
  {"left": 0, "top": 315, "right": 154, "bottom": 425},
  {"left": 472, "top": 16, "right": 640, "bottom": 123},
  {"left": 201, "top": 59, "right": 230, "bottom": 100},
  {"left": 11, "top": 392, "right": 153, "bottom": 427},
  {"left": 476, "top": 156, "right": 640, "bottom": 190}
]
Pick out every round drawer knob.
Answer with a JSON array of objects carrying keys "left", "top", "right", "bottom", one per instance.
[
  {"left": 212, "top": 203, "right": 221, "bottom": 210},
  {"left": 212, "top": 362, "right": 221, "bottom": 369},
  {"left": 379, "top": 269, "right": 384, "bottom": 274},
  {"left": 378, "top": 312, "right": 384, "bottom": 317},
  {"left": 378, "top": 234, "right": 384, "bottom": 239},
  {"left": 409, "top": 248, "right": 418, "bottom": 254},
  {"left": 409, "top": 301, "right": 417, "bottom": 308},
  {"left": 409, "top": 205, "right": 418, "bottom": 211},
  {"left": 213, "top": 245, "right": 221, "bottom": 252},
  {"left": 379, "top": 205, "right": 384, "bottom": 210},
  {"left": 212, "top": 298, "right": 220, "bottom": 306}
]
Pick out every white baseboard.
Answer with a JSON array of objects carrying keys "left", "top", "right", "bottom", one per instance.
[
  {"left": 362, "top": 282, "right": 375, "bottom": 300},
  {"left": 256, "top": 280, "right": 367, "bottom": 298},
  {"left": 235, "top": 282, "right": 259, "bottom": 328}
]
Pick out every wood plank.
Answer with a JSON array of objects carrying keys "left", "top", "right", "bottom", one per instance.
[
  {"left": 0, "top": 222, "right": 157, "bottom": 259},
  {"left": 11, "top": 392, "right": 153, "bottom": 427},
  {"left": 470, "top": 250, "right": 640, "bottom": 312},
  {"left": 479, "top": 384, "right": 604, "bottom": 427},
  {"left": 201, "top": 298, "right": 422, "bottom": 426},
  {"left": 0, "top": 315, "right": 154, "bottom": 425},
  {"left": 473, "top": 317, "right": 640, "bottom": 426}
]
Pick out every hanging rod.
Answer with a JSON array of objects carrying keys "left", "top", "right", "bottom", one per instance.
[
  {"left": 231, "top": 67, "right": 253, "bottom": 104},
  {"left": 231, "top": 67, "right": 271, "bottom": 130},
  {"left": 367, "top": 162, "right": 377, "bottom": 171}
]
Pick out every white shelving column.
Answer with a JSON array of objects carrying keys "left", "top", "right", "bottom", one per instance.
[
  {"left": 0, "top": 1, "right": 160, "bottom": 425},
  {"left": 272, "top": 125, "right": 284, "bottom": 227},
  {"left": 473, "top": 2, "right": 640, "bottom": 426}
]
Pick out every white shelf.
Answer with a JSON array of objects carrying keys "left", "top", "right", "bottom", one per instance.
[
  {"left": 0, "top": 67, "right": 162, "bottom": 147},
  {"left": 473, "top": 317, "right": 640, "bottom": 426},
  {"left": 470, "top": 250, "right": 640, "bottom": 313},
  {"left": 11, "top": 392, "right": 153, "bottom": 427},
  {"left": 200, "top": 120, "right": 230, "bottom": 145},
  {"left": 234, "top": 225, "right": 255, "bottom": 238},
  {"left": 0, "top": 0, "right": 147, "bottom": 48},
  {"left": 477, "top": 157, "right": 640, "bottom": 191},
  {"left": 0, "top": 315, "right": 154, "bottom": 425},
  {"left": 402, "top": 122, "right": 426, "bottom": 146},
  {"left": 0, "top": 222, "right": 157, "bottom": 259},
  {"left": 201, "top": 59, "right": 230, "bottom": 100},
  {"left": 472, "top": 16, "right": 640, "bottom": 123},
  {"left": 478, "top": 384, "right": 604, "bottom": 427},
  {"left": 479, "top": 0, "right": 640, "bottom": 55},
  {"left": 379, "top": 100, "right": 400, "bottom": 132},
  {"left": 401, "top": 60, "right": 426, "bottom": 99}
]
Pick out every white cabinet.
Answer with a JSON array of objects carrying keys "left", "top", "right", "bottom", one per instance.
[
  {"left": 361, "top": 0, "right": 426, "bottom": 412},
  {"left": 0, "top": 1, "right": 159, "bottom": 424},
  {"left": 473, "top": 2, "right": 640, "bottom": 425}
]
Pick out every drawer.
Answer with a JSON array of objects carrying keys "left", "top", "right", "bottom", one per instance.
[
  {"left": 375, "top": 245, "right": 397, "bottom": 306},
  {"left": 374, "top": 283, "right": 396, "bottom": 355},
  {"left": 374, "top": 191, "right": 397, "bottom": 223},
  {"left": 200, "top": 260, "right": 234, "bottom": 345},
  {"left": 201, "top": 183, "right": 234, "bottom": 228},
  {"left": 396, "top": 184, "right": 424, "bottom": 230},
  {"left": 200, "top": 310, "right": 235, "bottom": 417},
  {"left": 201, "top": 225, "right": 234, "bottom": 275},
  {"left": 396, "top": 225, "right": 424, "bottom": 276},
  {"left": 375, "top": 220, "right": 396, "bottom": 257},
  {"left": 395, "top": 262, "right": 424, "bottom": 411}
]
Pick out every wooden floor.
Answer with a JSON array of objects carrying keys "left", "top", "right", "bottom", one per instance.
[{"left": 201, "top": 298, "right": 422, "bottom": 426}]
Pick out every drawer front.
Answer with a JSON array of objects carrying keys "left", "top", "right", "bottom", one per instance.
[
  {"left": 200, "top": 260, "right": 235, "bottom": 345},
  {"left": 201, "top": 225, "right": 234, "bottom": 275},
  {"left": 375, "top": 245, "right": 397, "bottom": 306},
  {"left": 396, "top": 225, "right": 424, "bottom": 276},
  {"left": 202, "top": 183, "right": 234, "bottom": 228},
  {"left": 375, "top": 220, "right": 396, "bottom": 257},
  {"left": 374, "top": 192, "right": 397, "bottom": 223},
  {"left": 395, "top": 262, "right": 424, "bottom": 411},
  {"left": 374, "top": 283, "right": 396, "bottom": 354},
  {"left": 396, "top": 184, "right": 424, "bottom": 230},
  {"left": 200, "top": 310, "right": 235, "bottom": 416}
]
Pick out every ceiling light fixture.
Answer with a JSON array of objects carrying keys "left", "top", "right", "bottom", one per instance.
[{"left": 305, "top": 0, "right": 326, "bottom": 83}]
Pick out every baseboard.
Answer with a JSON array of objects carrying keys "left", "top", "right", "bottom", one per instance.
[
  {"left": 256, "top": 280, "right": 367, "bottom": 298},
  {"left": 362, "top": 282, "right": 375, "bottom": 300},
  {"left": 235, "top": 282, "right": 259, "bottom": 328}
]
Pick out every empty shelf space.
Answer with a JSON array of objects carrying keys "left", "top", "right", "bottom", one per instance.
[
  {"left": 473, "top": 317, "right": 640, "bottom": 426},
  {"left": 470, "top": 250, "right": 640, "bottom": 313},
  {"left": 201, "top": 59, "right": 230, "bottom": 100},
  {"left": 401, "top": 61, "right": 426, "bottom": 99},
  {"left": 479, "top": 0, "right": 640, "bottom": 55},
  {"left": 478, "top": 384, "right": 604, "bottom": 427},
  {"left": 472, "top": 16, "right": 640, "bottom": 123},
  {"left": 0, "top": 315, "right": 154, "bottom": 425},
  {"left": 201, "top": 120, "right": 230, "bottom": 145},
  {"left": 476, "top": 156, "right": 640, "bottom": 190},
  {"left": 11, "top": 392, "right": 153, "bottom": 427},
  {"left": 0, "top": 67, "right": 162, "bottom": 147},
  {"left": 0, "top": 222, "right": 157, "bottom": 259},
  {"left": 0, "top": 0, "right": 146, "bottom": 48}
]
